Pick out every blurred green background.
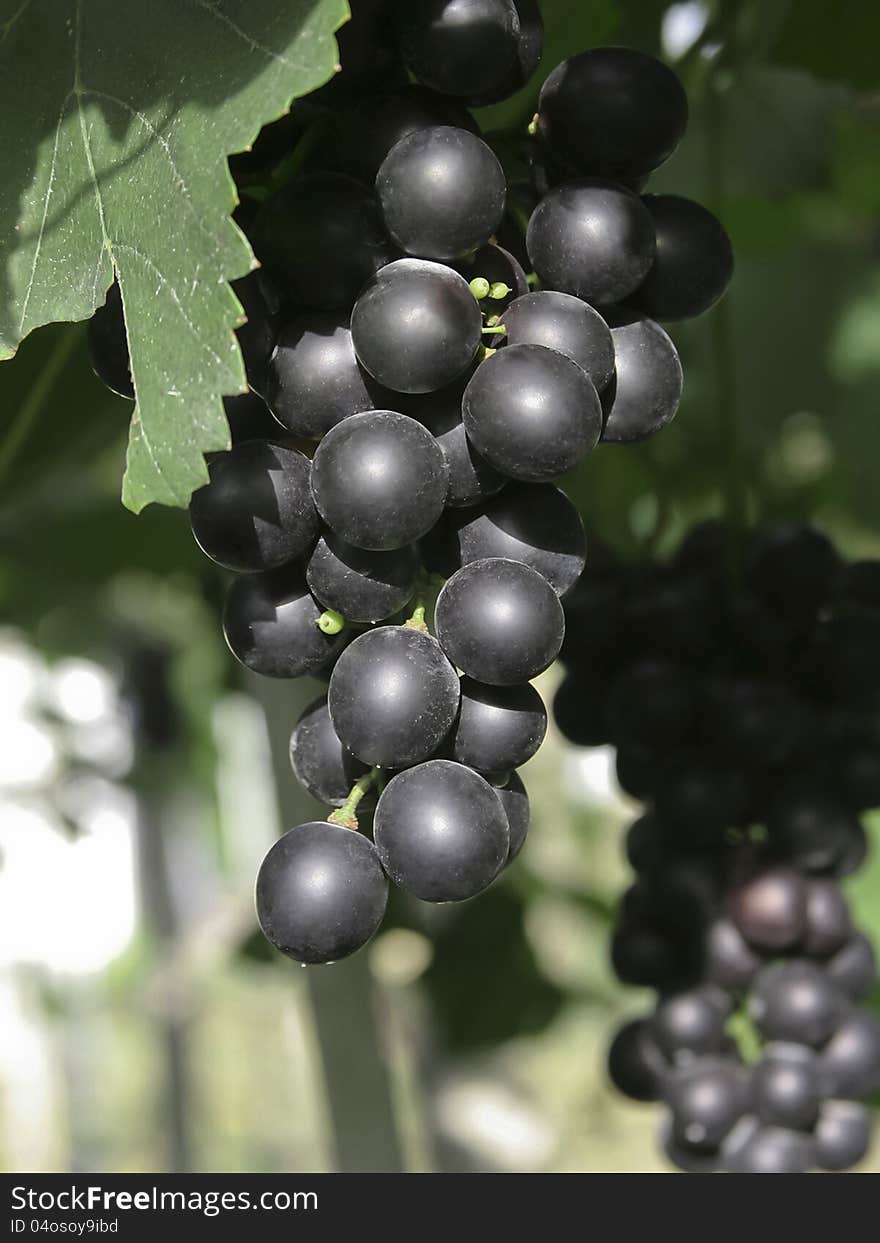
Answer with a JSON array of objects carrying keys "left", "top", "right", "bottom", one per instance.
[{"left": 0, "top": 0, "right": 878, "bottom": 1172}]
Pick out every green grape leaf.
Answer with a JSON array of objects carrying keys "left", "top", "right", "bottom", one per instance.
[{"left": 0, "top": 0, "right": 347, "bottom": 512}]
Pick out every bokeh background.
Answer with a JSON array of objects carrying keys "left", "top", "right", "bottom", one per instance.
[{"left": 1, "top": 0, "right": 878, "bottom": 1172}]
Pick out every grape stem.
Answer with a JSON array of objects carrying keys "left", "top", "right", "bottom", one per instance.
[
  {"left": 403, "top": 597, "right": 428, "bottom": 634},
  {"left": 327, "top": 767, "right": 382, "bottom": 831},
  {"left": 481, "top": 324, "right": 506, "bottom": 335},
  {"left": 317, "top": 608, "right": 346, "bottom": 635}
]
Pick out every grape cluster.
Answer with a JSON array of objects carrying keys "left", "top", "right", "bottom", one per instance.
[
  {"left": 556, "top": 523, "right": 880, "bottom": 1172},
  {"left": 86, "top": 6, "right": 733, "bottom": 971}
]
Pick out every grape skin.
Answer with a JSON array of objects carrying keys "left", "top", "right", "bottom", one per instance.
[
  {"left": 351, "top": 258, "right": 482, "bottom": 394},
  {"left": 377, "top": 126, "right": 506, "bottom": 262},
  {"left": 600, "top": 314, "right": 683, "bottom": 444},
  {"left": 189, "top": 440, "right": 318, "bottom": 574},
  {"left": 288, "top": 696, "right": 367, "bottom": 807},
  {"left": 328, "top": 626, "right": 460, "bottom": 768},
  {"left": 502, "top": 290, "right": 615, "bottom": 392},
  {"left": 223, "top": 567, "right": 347, "bottom": 679},
  {"left": 449, "top": 676, "right": 547, "bottom": 773},
  {"left": 435, "top": 557, "right": 565, "bottom": 686},
  {"left": 256, "top": 822, "right": 388, "bottom": 965},
  {"left": 374, "top": 759, "right": 509, "bottom": 902},
  {"left": 448, "top": 482, "right": 587, "bottom": 596},
  {"left": 310, "top": 410, "right": 448, "bottom": 552},
  {"left": 526, "top": 180, "right": 656, "bottom": 306},
  {"left": 462, "top": 343, "right": 601, "bottom": 483},
  {"left": 306, "top": 531, "right": 419, "bottom": 624}
]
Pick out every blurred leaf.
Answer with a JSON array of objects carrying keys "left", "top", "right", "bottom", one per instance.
[{"left": 770, "top": 0, "right": 880, "bottom": 90}]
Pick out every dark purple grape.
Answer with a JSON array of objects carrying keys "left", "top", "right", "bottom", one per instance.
[
  {"left": 311, "top": 410, "right": 448, "bottom": 551},
  {"left": 462, "top": 344, "right": 602, "bottom": 482},
  {"left": 87, "top": 280, "right": 133, "bottom": 399},
  {"left": 256, "top": 822, "right": 387, "bottom": 964},
  {"left": 374, "top": 759, "right": 509, "bottom": 901},
  {"left": 252, "top": 174, "right": 394, "bottom": 310},
  {"left": 328, "top": 627, "right": 460, "bottom": 768},
  {"left": 435, "top": 558, "right": 565, "bottom": 685},
  {"left": 749, "top": 960, "right": 845, "bottom": 1047},
  {"left": 630, "top": 195, "right": 733, "bottom": 321},
  {"left": 497, "top": 771, "right": 529, "bottom": 862},
  {"left": 607, "top": 1018, "right": 667, "bottom": 1102},
  {"left": 288, "top": 696, "right": 368, "bottom": 807},
  {"left": 189, "top": 440, "right": 318, "bottom": 574},
  {"left": 821, "top": 1012, "right": 880, "bottom": 1100},
  {"left": 449, "top": 677, "right": 547, "bottom": 773},
  {"left": 752, "top": 1047, "right": 822, "bottom": 1130},
  {"left": 600, "top": 314, "right": 683, "bottom": 444},
  {"left": 223, "top": 567, "right": 347, "bottom": 679},
  {"left": 448, "top": 483, "right": 586, "bottom": 596},
  {"left": 503, "top": 290, "right": 615, "bottom": 392},
  {"left": 665, "top": 1059, "right": 748, "bottom": 1151},
  {"left": 351, "top": 259, "right": 482, "bottom": 394},
  {"left": 306, "top": 532, "right": 419, "bottom": 624},
  {"left": 537, "top": 48, "right": 688, "bottom": 180},
  {"left": 377, "top": 126, "right": 506, "bottom": 261},
  {"left": 814, "top": 1101, "right": 872, "bottom": 1171},
  {"left": 728, "top": 867, "right": 808, "bottom": 953},
  {"left": 526, "top": 180, "right": 656, "bottom": 306}
]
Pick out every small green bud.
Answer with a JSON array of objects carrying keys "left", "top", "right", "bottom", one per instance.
[
  {"left": 489, "top": 282, "right": 511, "bottom": 301},
  {"left": 469, "top": 276, "right": 491, "bottom": 300},
  {"left": 317, "top": 609, "right": 346, "bottom": 636}
]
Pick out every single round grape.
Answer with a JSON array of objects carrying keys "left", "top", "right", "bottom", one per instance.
[
  {"left": 452, "top": 243, "right": 529, "bottom": 314},
  {"left": 289, "top": 696, "right": 368, "bottom": 807},
  {"left": 377, "top": 126, "right": 506, "bottom": 261},
  {"left": 311, "top": 410, "right": 447, "bottom": 551},
  {"left": 469, "top": 0, "right": 543, "bottom": 105},
  {"left": 631, "top": 195, "right": 734, "bottom": 320},
  {"left": 497, "top": 770, "right": 529, "bottom": 862},
  {"left": 753, "top": 1047, "right": 822, "bottom": 1130},
  {"left": 661, "top": 1126, "right": 724, "bottom": 1174},
  {"left": 600, "top": 314, "right": 683, "bottom": 443},
  {"left": 449, "top": 483, "right": 586, "bottom": 597},
  {"left": 801, "top": 879, "right": 852, "bottom": 959},
  {"left": 395, "top": 0, "right": 521, "bottom": 102},
  {"left": 705, "top": 916, "right": 763, "bottom": 994},
  {"left": 749, "top": 960, "right": 845, "bottom": 1047},
  {"left": 666, "top": 1059, "right": 748, "bottom": 1151},
  {"left": 351, "top": 259, "right": 482, "bottom": 394},
  {"left": 537, "top": 48, "right": 688, "bottom": 180},
  {"left": 728, "top": 867, "right": 808, "bottom": 952},
  {"left": 397, "top": 369, "right": 506, "bottom": 508},
  {"left": 223, "top": 568, "right": 347, "bottom": 679},
  {"left": 610, "top": 921, "right": 697, "bottom": 991},
  {"left": 189, "top": 440, "right": 318, "bottom": 573},
  {"left": 526, "top": 180, "right": 656, "bottom": 306},
  {"left": 87, "top": 280, "right": 133, "bottom": 398},
  {"left": 233, "top": 271, "right": 282, "bottom": 397},
  {"left": 606, "top": 660, "right": 696, "bottom": 751},
  {"left": 552, "top": 672, "right": 609, "bottom": 747},
  {"left": 607, "top": 1018, "right": 667, "bottom": 1102},
  {"left": 814, "top": 1101, "right": 872, "bottom": 1171},
  {"left": 615, "top": 743, "right": 661, "bottom": 802},
  {"left": 306, "top": 532, "right": 419, "bottom": 624},
  {"left": 256, "top": 822, "right": 388, "bottom": 964},
  {"left": 502, "top": 290, "right": 615, "bottom": 392},
  {"left": 435, "top": 557, "right": 565, "bottom": 685},
  {"left": 252, "top": 173, "right": 394, "bottom": 310},
  {"left": 328, "top": 627, "right": 460, "bottom": 768},
  {"left": 726, "top": 1124, "right": 815, "bottom": 1174},
  {"left": 747, "top": 524, "right": 840, "bottom": 619},
  {"left": 766, "top": 780, "right": 861, "bottom": 875},
  {"left": 374, "top": 759, "right": 509, "bottom": 901},
  {"left": 266, "top": 313, "right": 384, "bottom": 438},
  {"left": 821, "top": 1012, "right": 880, "bottom": 1100},
  {"left": 310, "top": 84, "right": 479, "bottom": 185},
  {"left": 650, "top": 990, "right": 729, "bottom": 1062},
  {"left": 462, "top": 344, "right": 601, "bottom": 482},
  {"left": 826, "top": 933, "right": 877, "bottom": 1001},
  {"left": 314, "top": 0, "right": 402, "bottom": 101},
  {"left": 449, "top": 677, "right": 546, "bottom": 773}
]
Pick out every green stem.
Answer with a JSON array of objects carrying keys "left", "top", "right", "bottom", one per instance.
[
  {"left": 481, "top": 323, "right": 506, "bottom": 335},
  {"left": 403, "top": 597, "right": 427, "bottom": 633},
  {"left": 0, "top": 324, "right": 82, "bottom": 491},
  {"left": 327, "top": 767, "right": 381, "bottom": 831},
  {"left": 316, "top": 608, "right": 346, "bottom": 636}
]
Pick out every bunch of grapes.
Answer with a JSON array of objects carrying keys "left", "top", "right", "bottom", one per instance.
[
  {"left": 557, "top": 523, "right": 880, "bottom": 1171},
  {"left": 87, "top": 3, "right": 734, "bottom": 972}
]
